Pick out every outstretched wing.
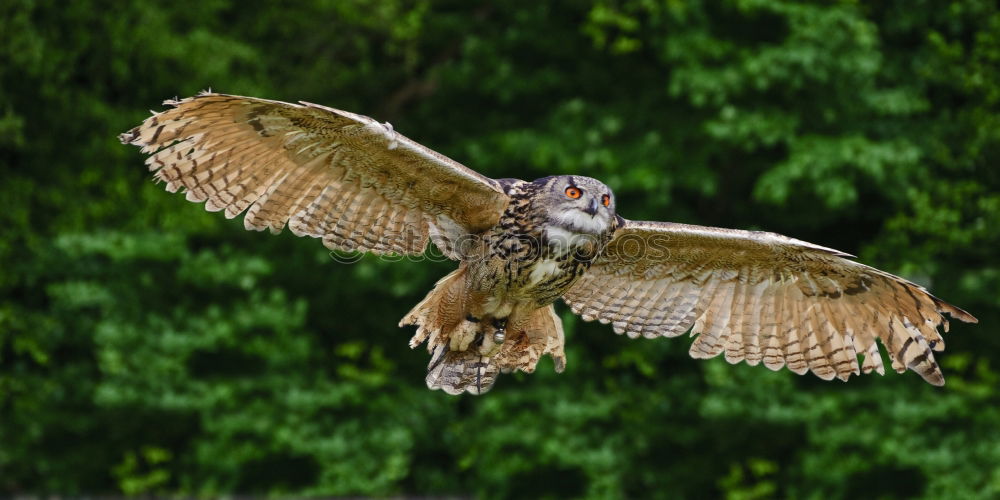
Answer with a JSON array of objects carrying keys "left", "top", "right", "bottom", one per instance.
[
  {"left": 564, "top": 220, "right": 977, "bottom": 385},
  {"left": 120, "top": 92, "right": 509, "bottom": 257}
]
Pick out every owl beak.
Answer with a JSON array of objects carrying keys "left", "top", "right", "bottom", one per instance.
[{"left": 584, "top": 198, "right": 599, "bottom": 216}]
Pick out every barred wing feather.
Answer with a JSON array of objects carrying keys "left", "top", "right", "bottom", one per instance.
[
  {"left": 564, "top": 220, "right": 977, "bottom": 385},
  {"left": 120, "top": 92, "right": 509, "bottom": 257}
]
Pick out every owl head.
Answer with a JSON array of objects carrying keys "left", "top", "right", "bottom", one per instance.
[{"left": 532, "top": 175, "right": 618, "bottom": 247}]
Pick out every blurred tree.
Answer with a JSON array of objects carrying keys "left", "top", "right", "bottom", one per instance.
[{"left": 1, "top": 0, "right": 997, "bottom": 498}]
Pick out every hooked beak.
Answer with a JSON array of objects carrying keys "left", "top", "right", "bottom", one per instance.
[{"left": 584, "top": 198, "right": 599, "bottom": 216}]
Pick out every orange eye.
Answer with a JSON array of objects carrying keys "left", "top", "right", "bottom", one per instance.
[
  {"left": 565, "top": 187, "right": 582, "bottom": 199},
  {"left": 601, "top": 194, "right": 610, "bottom": 207}
]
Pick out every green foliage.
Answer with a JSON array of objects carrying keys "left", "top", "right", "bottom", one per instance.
[{"left": 2, "top": 0, "right": 998, "bottom": 497}]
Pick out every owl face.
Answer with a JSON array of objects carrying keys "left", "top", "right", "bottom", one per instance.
[{"left": 533, "top": 175, "right": 616, "bottom": 237}]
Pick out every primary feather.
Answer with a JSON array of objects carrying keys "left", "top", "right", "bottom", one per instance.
[{"left": 564, "top": 221, "right": 977, "bottom": 386}]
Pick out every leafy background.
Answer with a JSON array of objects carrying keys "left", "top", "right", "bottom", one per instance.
[{"left": 2, "top": 0, "right": 998, "bottom": 498}]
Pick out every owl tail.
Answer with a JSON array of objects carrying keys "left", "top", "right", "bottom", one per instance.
[{"left": 403, "top": 277, "right": 568, "bottom": 395}]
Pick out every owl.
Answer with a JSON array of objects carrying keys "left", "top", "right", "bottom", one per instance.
[{"left": 120, "top": 92, "right": 977, "bottom": 395}]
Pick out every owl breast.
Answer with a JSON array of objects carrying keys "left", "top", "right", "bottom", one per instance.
[
  {"left": 468, "top": 180, "right": 614, "bottom": 310},
  {"left": 515, "top": 253, "right": 587, "bottom": 304},
  {"left": 527, "top": 258, "right": 562, "bottom": 286}
]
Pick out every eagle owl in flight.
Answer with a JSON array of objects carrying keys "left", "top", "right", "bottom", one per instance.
[{"left": 120, "top": 93, "right": 977, "bottom": 395}]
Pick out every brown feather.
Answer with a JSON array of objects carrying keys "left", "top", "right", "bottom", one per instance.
[
  {"left": 565, "top": 220, "right": 976, "bottom": 385},
  {"left": 121, "top": 92, "right": 509, "bottom": 257}
]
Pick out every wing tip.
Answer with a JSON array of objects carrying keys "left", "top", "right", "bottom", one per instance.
[
  {"left": 118, "top": 127, "right": 139, "bottom": 145},
  {"left": 930, "top": 295, "right": 978, "bottom": 324},
  {"left": 945, "top": 304, "right": 978, "bottom": 324},
  {"left": 923, "top": 372, "right": 946, "bottom": 387}
]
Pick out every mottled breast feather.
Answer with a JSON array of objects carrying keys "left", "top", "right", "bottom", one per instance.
[
  {"left": 119, "top": 92, "right": 510, "bottom": 257},
  {"left": 563, "top": 220, "right": 978, "bottom": 386}
]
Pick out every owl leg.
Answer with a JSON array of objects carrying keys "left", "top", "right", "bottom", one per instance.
[
  {"left": 449, "top": 315, "right": 480, "bottom": 351},
  {"left": 475, "top": 318, "right": 510, "bottom": 392}
]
